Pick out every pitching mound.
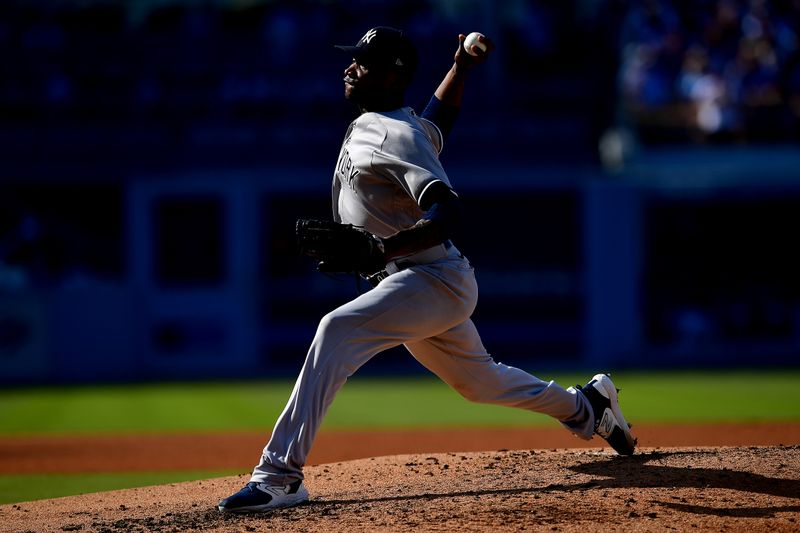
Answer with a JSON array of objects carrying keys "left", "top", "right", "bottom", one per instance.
[{"left": 3, "top": 445, "right": 799, "bottom": 532}]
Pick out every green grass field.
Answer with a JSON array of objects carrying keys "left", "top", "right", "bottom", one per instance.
[{"left": 1, "top": 369, "right": 799, "bottom": 504}]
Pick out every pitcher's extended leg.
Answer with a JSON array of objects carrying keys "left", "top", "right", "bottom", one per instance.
[{"left": 405, "top": 319, "right": 594, "bottom": 438}]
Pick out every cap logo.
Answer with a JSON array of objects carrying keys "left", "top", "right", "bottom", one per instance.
[{"left": 360, "top": 28, "right": 378, "bottom": 44}]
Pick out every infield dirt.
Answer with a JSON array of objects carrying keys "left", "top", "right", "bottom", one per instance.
[{"left": 2, "top": 443, "right": 799, "bottom": 532}]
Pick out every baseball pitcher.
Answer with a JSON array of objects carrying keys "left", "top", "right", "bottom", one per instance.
[{"left": 219, "top": 26, "right": 636, "bottom": 513}]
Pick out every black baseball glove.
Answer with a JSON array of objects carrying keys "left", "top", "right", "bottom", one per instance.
[{"left": 296, "top": 219, "right": 386, "bottom": 275}]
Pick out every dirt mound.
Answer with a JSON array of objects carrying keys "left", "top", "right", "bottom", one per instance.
[{"left": 2, "top": 445, "right": 799, "bottom": 532}]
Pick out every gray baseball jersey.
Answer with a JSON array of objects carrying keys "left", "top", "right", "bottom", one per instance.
[
  {"left": 332, "top": 107, "right": 449, "bottom": 237},
  {"left": 249, "top": 105, "right": 596, "bottom": 486}
]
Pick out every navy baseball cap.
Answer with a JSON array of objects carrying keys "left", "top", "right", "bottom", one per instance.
[{"left": 335, "top": 27, "right": 418, "bottom": 74}]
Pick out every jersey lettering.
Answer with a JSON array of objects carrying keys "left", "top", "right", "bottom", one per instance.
[{"left": 336, "top": 147, "right": 359, "bottom": 190}]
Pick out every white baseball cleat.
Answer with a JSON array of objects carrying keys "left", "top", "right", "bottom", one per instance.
[
  {"left": 578, "top": 373, "right": 637, "bottom": 455},
  {"left": 218, "top": 480, "right": 309, "bottom": 513}
]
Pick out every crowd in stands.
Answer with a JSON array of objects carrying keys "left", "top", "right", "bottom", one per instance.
[
  {"left": 0, "top": 0, "right": 610, "bottom": 167},
  {"left": 0, "top": 1, "right": 543, "bottom": 126},
  {"left": 620, "top": 0, "right": 800, "bottom": 142},
  {"left": 1, "top": 0, "right": 797, "bottom": 160}
]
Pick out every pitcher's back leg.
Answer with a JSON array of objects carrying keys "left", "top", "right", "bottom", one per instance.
[{"left": 405, "top": 319, "right": 593, "bottom": 438}]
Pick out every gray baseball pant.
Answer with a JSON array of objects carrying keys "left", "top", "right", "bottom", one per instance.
[{"left": 250, "top": 247, "right": 594, "bottom": 484}]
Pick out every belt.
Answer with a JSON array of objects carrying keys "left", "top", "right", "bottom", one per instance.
[{"left": 365, "top": 240, "right": 452, "bottom": 287}]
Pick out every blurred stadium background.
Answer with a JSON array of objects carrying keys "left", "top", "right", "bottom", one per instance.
[{"left": 1, "top": 0, "right": 799, "bottom": 384}]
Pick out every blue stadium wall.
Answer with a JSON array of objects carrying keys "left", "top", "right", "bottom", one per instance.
[{"left": 2, "top": 148, "right": 799, "bottom": 383}]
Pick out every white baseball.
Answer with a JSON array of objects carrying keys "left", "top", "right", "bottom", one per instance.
[{"left": 464, "top": 32, "right": 487, "bottom": 56}]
